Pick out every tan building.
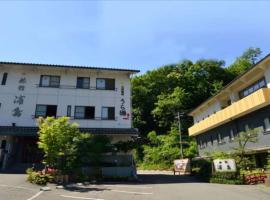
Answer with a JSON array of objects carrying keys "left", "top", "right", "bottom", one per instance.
[{"left": 188, "top": 54, "right": 270, "bottom": 167}]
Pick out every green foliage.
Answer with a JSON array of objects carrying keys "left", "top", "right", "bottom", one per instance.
[
  {"left": 132, "top": 47, "right": 262, "bottom": 169},
  {"left": 38, "top": 117, "right": 80, "bottom": 173},
  {"left": 210, "top": 151, "right": 231, "bottom": 160},
  {"left": 265, "top": 153, "right": 270, "bottom": 170},
  {"left": 142, "top": 130, "right": 180, "bottom": 169},
  {"left": 26, "top": 168, "right": 53, "bottom": 185},
  {"left": 240, "top": 168, "right": 265, "bottom": 176},
  {"left": 210, "top": 171, "right": 244, "bottom": 184},
  {"left": 152, "top": 87, "right": 190, "bottom": 128},
  {"left": 191, "top": 158, "right": 212, "bottom": 181},
  {"left": 210, "top": 171, "right": 243, "bottom": 184},
  {"left": 183, "top": 139, "right": 198, "bottom": 158},
  {"left": 226, "top": 47, "right": 262, "bottom": 77},
  {"left": 38, "top": 117, "right": 110, "bottom": 175},
  {"left": 232, "top": 128, "right": 259, "bottom": 170},
  {"left": 114, "top": 140, "right": 136, "bottom": 153},
  {"left": 74, "top": 134, "right": 110, "bottom": 168}
]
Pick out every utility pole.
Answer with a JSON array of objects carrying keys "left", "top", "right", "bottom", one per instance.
[{"left": 177, "top": 112, "right": 184, "bottom": 159}]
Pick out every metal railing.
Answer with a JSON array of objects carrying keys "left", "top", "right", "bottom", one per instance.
[
  {"left": 35, "top": 84, "right": 117, "bottom": 91},
  {"left": 32, "top": 115, "right": 118, "bottom": 121}
]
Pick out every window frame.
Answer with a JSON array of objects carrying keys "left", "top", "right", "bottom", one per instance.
[
  {"left": 96, "top": 78, "right": 115, "bottom": 90},
  {"left": 76, "top": 77, "right": 90, "bottom": 89},
  {"left": 217, "top": 133, "right": 225, "bottom": 144},
  {"left": 39, "top": 75, "right": 61, "bottom": 88},
  {"left": 1, "top": 73, "right": 8, "bottom": 85},
  {"left": 101, "top": 106, "right": 115, "bottom": 120},
  {"left": 67, "top": 105, "right": 72, "bottom": 117},
  {"left": 35, "top": 104, "right": 57, "bottom": 118},
  {"left": 229, "top": 129, "right": 235, "bottom": 142},
  {"left": 263, "top": 117, "right": 270, "bottom": 132},
  {"left": 74, "top": 106, "right": 95, "bottom": 119},
  {"left": 239, "top": 78, "right": 266, "bottom": 99}
]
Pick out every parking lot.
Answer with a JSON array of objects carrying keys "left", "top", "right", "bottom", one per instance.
[{"left": 0, "top": 173, "right": 270, "bottom": 200}]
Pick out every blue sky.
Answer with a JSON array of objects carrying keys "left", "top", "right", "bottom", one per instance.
[{"left": 0, "top": 1, "right": 269, "bottom": 73}]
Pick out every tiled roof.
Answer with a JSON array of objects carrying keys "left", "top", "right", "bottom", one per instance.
[
  {"left": 0, "top": 126, "right": 139, "bottom": 136},
  {"left": 0, "top": 61, "right": 140, "bottom": 73}
]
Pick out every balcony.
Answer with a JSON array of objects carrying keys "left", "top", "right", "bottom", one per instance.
[{"left": 189, "top": 88, "right": 270, "bottom": 136}]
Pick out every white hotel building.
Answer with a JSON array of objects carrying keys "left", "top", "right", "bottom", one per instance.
[{"left": 0, "top": 62, "right": 139, "bottom": 175}]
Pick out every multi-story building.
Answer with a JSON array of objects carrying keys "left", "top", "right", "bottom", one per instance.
[
  {"left": 188, "top": 54, "right": 270, "bottom": 167},
  {"left": 0, "top": 61, "right": 139, "bottom": 175}
]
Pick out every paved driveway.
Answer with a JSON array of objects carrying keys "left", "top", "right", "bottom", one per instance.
[{"left": 0, "top": 173, "right": 270, "bottom": 200}]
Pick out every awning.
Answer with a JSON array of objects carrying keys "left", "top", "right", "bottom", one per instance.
[{"left": 0, "top": 126, "right": 139, "bottom": 137}]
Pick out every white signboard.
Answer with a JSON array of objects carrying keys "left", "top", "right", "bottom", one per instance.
[
  {"left": 174, "top": 159, "right": 191, "bottom": 173},
  {"left": 213, "top": 159, "right": 236, "bottom": 172}
]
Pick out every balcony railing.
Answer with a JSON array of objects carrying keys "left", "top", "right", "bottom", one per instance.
[
  {"left": 189, "top": 88, "right": 270, "bottom": 136},
  {"left": 32, "top": 115, "right": 118, "bottom": 121},
  {"left": 35, "top": 84, "right": 117, "bottom": 91}
]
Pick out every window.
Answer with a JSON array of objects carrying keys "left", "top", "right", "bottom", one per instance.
[
  {"left": 264, "top": 117, "right": 270, "bottom": 131},
  {"left": 239, "top": 78, "right": 266, "bottom": 99},
  {"left": 96, "top": 78, "right": 115, "bottom": 90},
  {"left": 1, "top": 73, "right": 8, "bottom": 85},
  {"left": 217, "top": 133, "right": 224, "bottom": 144},
  {"left": 101, "top": 107, "right": 115, "bottom": 120},
  {"left": 245, "top": 124, "right": 250, "bottom": 131},
  {"left": 35, "top": 105, "right": 57, "bottom": 117},
  {"left": 210, "top": 135, "right": 214, "bottom": 145},
  {"left": 1, "top": 140, "right": 6, "bottom": 149},
  {"left": 40, "top": 75, "right": 60, "bottom": 88},
  {"left": 76, "top": 77, "right": 90, "bottom": 89},
  {"left": 67, "top": 105, "right": 71, "bottom": 117},
  {"left": 74, "top": 106, "right": 95, "bottom": 119},
  {"left": 229, "top": 129, "right": 235, "bottom": 141},
  {"left": 204, "top": 138, "right": 208, "bottom": 147}
]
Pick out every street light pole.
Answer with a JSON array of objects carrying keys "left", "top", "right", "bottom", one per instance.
[{"left": 177, "top": 112, "right": 184, "bottom": 159}]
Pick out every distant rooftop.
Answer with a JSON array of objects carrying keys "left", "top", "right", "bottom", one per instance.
[{"left": 0, "top": 61, "right": 140, "bottom": 73}]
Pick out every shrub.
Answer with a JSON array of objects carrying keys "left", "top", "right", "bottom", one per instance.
[
  {"left": 210, "top": 172, "right": 243, "bottom": 185},
  {"left": 26, "top": 168, "right": 54, "bottom": 185},
  {"left": 191, "top": 158, "right": 212, "bottom": 181}
]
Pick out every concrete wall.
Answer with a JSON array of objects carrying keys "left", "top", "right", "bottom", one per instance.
[
  {"left": 0, "top": 64, "right": 132, "bottom": 128},
  {"left": 194, "top": 102, "right": 221, "bottom": 123},
  {"left": 196, "top": 105, "right": 270, "bottom": 156}
]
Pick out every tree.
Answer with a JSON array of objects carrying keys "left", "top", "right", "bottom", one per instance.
[
  {"left": 265, "top": 152, "right": 270, "bottom": 171},
  {"left": 74, "top": 133, "right": 110, "bottom": 177},
  {"left": 152, "top": 87, "right": 190, "bottom": 130},
  {"left": 226, "top": 47, "right": 262, "bottom": 77},
  {"left": 233, "top": 128, "right": 259, "bottom": 170},
  {"left": 37, "top": 117, "right": 110, "bottom": 175},
  {"left": 38, "top": 117, "right": 80, "bottom": 173},
  {"left": 131, "top": 48, "right": 262, "bottom": 169}
]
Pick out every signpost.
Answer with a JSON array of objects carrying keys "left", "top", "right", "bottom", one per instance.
[
  {"left": 213, "top": 159, "right": 237, "bottom": 172},
  {"left": 173, "top": 158, "right": 191, "bottom": 175}
]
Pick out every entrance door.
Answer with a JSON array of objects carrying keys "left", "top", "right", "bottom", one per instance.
[
  {"left": 0, "top": 140, "right": 7, "bottom": 168},
  {"left": 19, "top": 137, "right": 43, "bottom": 163}
]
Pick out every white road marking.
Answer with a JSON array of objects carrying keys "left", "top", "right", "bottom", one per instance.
[
  {"left": 27, "top": 191, "right": 44, "bottom": 200},
  {"left": 60, "top": 195, "right": 104, "bottom": 200},
  {"left": 0, "top": 184, "right": 36, "bottom": 191},
  {"left": 103, "top": 184, "right": 152, "bottom": 189},
  {"left": 110, "top": 189, "right": 153, "bottom": 195}
]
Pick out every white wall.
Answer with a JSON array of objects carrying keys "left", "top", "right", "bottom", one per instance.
[
  {"left": 0, "top": 65, "right": 132, "bottom": 129},
  {"left": 264, "top": 66, "right": 270, "bottom": 88},
  {"left": 193, "top": 101, "right": 221, "bottom": 123}
]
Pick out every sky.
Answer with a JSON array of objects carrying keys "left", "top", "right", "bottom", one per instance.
[{"left": 0, "top": 0, "right": 270, "bottom": 73}]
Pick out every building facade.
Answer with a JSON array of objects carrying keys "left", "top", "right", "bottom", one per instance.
[
  {"left": 188, "top": 54, "right": 270, "bottom": 167},
  {"left": 0, "top": 62, "right": 139, "bottom": 175}
]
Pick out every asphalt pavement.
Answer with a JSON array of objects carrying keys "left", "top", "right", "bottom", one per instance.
[{"left": 0, "top": 173, "right": 270, "bottom": 200}]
